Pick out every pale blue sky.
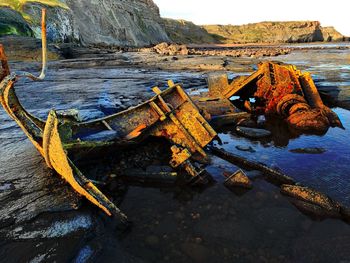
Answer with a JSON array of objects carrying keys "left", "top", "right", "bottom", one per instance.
[{"left": 153, "top": 0, "right": 349, "bottom": 36}]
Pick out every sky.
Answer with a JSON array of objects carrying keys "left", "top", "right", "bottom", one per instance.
[{"left": 153, "top": 0, "right": 350, "bottom": 36}]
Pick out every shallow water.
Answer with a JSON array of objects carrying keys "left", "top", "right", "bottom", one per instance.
[
  {"left": 214, "top": 107, "right": 350, "bottom": 205},
  {"left": 1, "top": 47, "right": 350, "bottom": 262}
]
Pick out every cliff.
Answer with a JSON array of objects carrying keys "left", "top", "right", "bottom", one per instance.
[
  {"left": 202, "top": 21, "right": 347, "bottom": 43},
  {"left": 163, "top": 18, "right": 218, "bottom": 44},
  {"left": 0, "top": 1, "right": 347, "bottom": 46},
  {"left": 0, "top": 0, "right": 170, "bottom": 47},
  {"left": 321, "top": 26, "right": 346, "bottom": 42}
]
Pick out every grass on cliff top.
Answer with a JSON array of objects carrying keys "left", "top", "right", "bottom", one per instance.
[{"left": 0, "top": 0, "right": 68, "bottom": 20}]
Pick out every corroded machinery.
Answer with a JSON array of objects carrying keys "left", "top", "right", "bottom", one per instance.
[
  {"left": 0, "top": 64, "right": 218, "bottom": 223},
  {"left": 206, "top": 61, "right": 343, "bottom": 134},
  {"left": 0, "top": 9, "right": 345, "bottom": 225},
  {"left": 0, "top": 10, "right": 220, "bottom": 222}
]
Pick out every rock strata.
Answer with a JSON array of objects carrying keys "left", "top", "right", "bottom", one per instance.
[
  {"left": 203, "top": 21, "right": 347, "bottom": 43},
  {"left": 152, "top": 42, "right": 189, "bottom": 56},
  {"left": 163, "top": 18, "right": 218, "bottom": 44},
  {"left": 0, "top": 0, "right": 170, "bottom": 46}
]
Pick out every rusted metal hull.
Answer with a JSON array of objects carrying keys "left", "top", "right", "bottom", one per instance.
[
  {"left": 0, "top": 60, "right": 217, "bottom": 221},
  {"left": 206, "top": 61, "right": 343, "bottom": 134}
]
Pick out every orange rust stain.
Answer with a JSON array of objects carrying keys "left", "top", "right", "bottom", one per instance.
[{"left": 43, "top": 111, "right": 114, "bottom": 216}]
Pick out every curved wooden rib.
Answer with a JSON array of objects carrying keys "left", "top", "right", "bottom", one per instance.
[
  {"left": 0, "top": 76, "right": 128, "bottom": 222},
  {"left": 43, "top": 111, "right": 128, "bottom": 222}
]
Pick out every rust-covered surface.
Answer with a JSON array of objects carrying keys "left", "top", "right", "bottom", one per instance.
[
  {"left": 207, "top": 61, "right": 343, "bottom": 134},
  {"left": 0, "top": 9, "right": 218, "bottom": 221},
  {"left": 0, "top": 9, "right": 347, "bottom": 226},
  {"left": 0, "top": 70, "right": 217, "bottom": 221}
]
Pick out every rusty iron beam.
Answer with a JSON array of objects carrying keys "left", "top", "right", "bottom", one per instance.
[{"left": 209, "top": 146, "right": 295, "bottom": 186}]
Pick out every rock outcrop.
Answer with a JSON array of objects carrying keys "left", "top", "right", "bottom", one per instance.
[
  {"left": 163, "top": 18, "right": 218, "bottom": 44},
  {"left": 321, "top": 26, "right": 346, "bottom": 42},
  {"left": 202, "top": 21, "right": 347, "bottom": 44},
  {"left": 0, "top": 8, "right": 34, "bottom": 37},
  {"left": 0, "top": 0, "right": 170, "bottom": 47},
  {"left": 152, "top": 42, "right": 189, "bottom": 55},
  {"left": 0, "top": 1, "right": 347, "bottom": 46}
]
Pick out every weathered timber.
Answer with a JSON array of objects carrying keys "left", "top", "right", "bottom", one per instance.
[{"left": 209, "top": 146, "right": 295, "bottom": 186}]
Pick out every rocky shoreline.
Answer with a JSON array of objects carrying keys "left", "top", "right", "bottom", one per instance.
[
  {"left": 3, "top": 34, "right": 350, "bottom": 64},
  {"left": 1, "top": 38, "right": 350, "bottom": 262}
]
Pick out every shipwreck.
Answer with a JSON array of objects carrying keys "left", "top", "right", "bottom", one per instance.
[{"left": 0, "top": 9, "right": 347, "bottom": 225}]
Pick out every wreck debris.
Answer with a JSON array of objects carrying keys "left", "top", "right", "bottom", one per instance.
[
  {"left": 289, "top": 147, "right": 326, "bottom": 154},
  {"left": 255, "top": 62, "right": 343, "bottom": 133},
  {"left": 209, "top": 112, "right": 251, "bottom": 128},
  {"left": 209, "top": 146, "right": 295, "bottom": 186},
  {"left": 0, "top": 10, "right": 218, "bottom": 222},
  {"left": 0, "top": 10, "right": 218, "bottom": 221},
  {"left": 235, "top": 126, "right": 271, "bottom": 139},
  {"left": 235, "top": 145, "right": 256, "bottom": 153},
  {"left": 299, "top": 72, "right": 344, "bottom": 129},
  {"left": 152, "top": 42, "right": 189, "bottom": 56},
  {"left": 207, "top": 69, "right": 263, "bottom": 99},
  {"left": 121, "top": 168, "right": 178, "bottom": 183},
  {"left": 280, "top": 184, "right": 347, "bottom": 220},
  {"left": 0, "top": 9, "right": 348, "bottom": 228},
  {"left": 0, "top": 73, "right": 217, "bottom": 220},
  {"left": 281, "top": 184, "right": 339, "bottom": 212},
  {"left": 223, "top": 170, "right": 253, "bottom": 189},
  {"left": 280, "top": 184, "right": 350, "bottom": 223},
  {"left": 206, "top": 61, "right": 343, "bottom": 134}
]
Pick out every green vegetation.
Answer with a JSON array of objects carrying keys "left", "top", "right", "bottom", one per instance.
[
  {"left": 0, "top": 23, "right": 32, "bottom": 36},
  {"left": 163, "top": 18, "right": 218, "bottom": 44},
  {"left": 0, "top": 0, "right": 68, "bottom": 20},
  {"left": 0, "top": 24, "right": 20, "bottom": 35}
]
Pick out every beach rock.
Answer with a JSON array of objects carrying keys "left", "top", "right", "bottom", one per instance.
[
  {"left": 339, "top": 205, "right": 350, "bottom": 223},
  {"left": 202, "top": 21, "right": 346, "bottom": 44},
  {"left": 290, "top": 199, "right": 341, "bottom": 219},
  {"left": 224, "top": 170, "right": 253, "bottom": 189},
  {"left": 181, "top": 242, "right": 211, "bottom": 263},
  {"left": 289, "top": 147, "right": 326, "bottom": 154},
  {"left": 317, "top": 82, "right": 350, "bottom": 111},
  {"left": 236, "top": 126, "right": 271, "bottom": 139},
  {"left": 280, "top": 185, "right": 341, "bottom": 217},
  {"left": 235, "top": 145, "right": 256, "bottom": 153},
  {"left": 145, "top": 235, "right": 160, "bottom": 247},
  {"left": 1, "top": 0, "right": 170, "bottom": 46},
  {"left": 153, "top": 42, "right": 189, "bottom": 56},
  {"left": 190, "top": 47, "right": 291, "bottom": 58}
]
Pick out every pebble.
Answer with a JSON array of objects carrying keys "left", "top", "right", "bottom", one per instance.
[
  {"left": 145, "top": 235, "right": 160, "bottom": 246},
  {"left": 194, "top": 237, "right": 202, "bottom": 244},
  {"left": 236, "top": 126, "right": 272, "bottom": 139},
  {"left": 289, "top": 147, "right": 326, "bottom": 154},
  {"left": 235, "top": 145, "right": 256, "bottom": 153},
  {"left": 224, "top": 170, "right": 253, "bottom": 189},
  {"left": 181, "top": 243, "right": 210, "bottom": 263}
]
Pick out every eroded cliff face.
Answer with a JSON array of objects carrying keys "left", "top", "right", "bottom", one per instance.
[
  {"left": 202, "top": 21, "right": 347, "bottom": 43},
  {"left": 321, "top": 26, "right": 346, "bottom": 42},
  {"left": 62, "top": 0, "right": 170, "bottom": 46},
  {"left": 1, "top": 0, "right": 170, "bottom": 47},
  {"left": 163, "top": 18, "right": 218, "bottom": 44},
  {"left": 0, "top": 1, "right": 347, "bottom": 46}
]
